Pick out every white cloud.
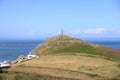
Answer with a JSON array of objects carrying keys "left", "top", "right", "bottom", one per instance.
[
  {"left": 67, "top": 28, "right": 105, "bottom": 35},
  {"left": 83, "top": 28, "right": 105, "bottom": 34}
]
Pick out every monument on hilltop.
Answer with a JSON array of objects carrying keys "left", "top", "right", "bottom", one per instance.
[{"left": 61, "top": 29, "right": 64, "bottom": 36}]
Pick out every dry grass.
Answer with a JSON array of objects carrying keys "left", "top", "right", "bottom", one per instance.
[
  {"left": 12, "top": 55, "right": 120, "bottom": 79},
  {"left": 8, "top": 66, "right": 94, "bottom": 80},
  {"left": 20, "top": 55, "right": 116, "bottom": 69}
]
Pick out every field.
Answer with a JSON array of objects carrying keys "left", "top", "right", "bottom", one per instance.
[{"left": 2, "top": 54, "right": 120, "bottom": 80}]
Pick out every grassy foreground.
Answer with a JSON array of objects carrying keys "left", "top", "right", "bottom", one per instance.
[{"left": 1, "top": 54, "right": 120, "bottom": 80}]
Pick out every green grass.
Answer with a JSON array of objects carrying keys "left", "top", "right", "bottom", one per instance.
[
  {"left": 39, "top": 42, "right": 120, "bottom": 60},
  {"left": 32, "top": 35, "right": 120, "bottom": 60}
]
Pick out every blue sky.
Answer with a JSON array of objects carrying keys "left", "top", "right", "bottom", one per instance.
[{"left": 0, "top": 0, "right": 120, "bottom": 40}]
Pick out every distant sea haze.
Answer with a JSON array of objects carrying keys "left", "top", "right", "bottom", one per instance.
[{"left": 0, "top": 40, "right": 120, "bottom": 62}]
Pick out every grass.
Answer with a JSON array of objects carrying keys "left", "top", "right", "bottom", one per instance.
[
  {"left": 10, "top": 55, "right": 120, "bottom": 80},
  {"left": 20, "top": 55, "right": 117, "bottom": 69},
  {"left": 1, "top": 55, "right": 120, "bottom": 80},
  {"left": 32, "top": 35, "right": 120, "bottom": 60},
  {"left": 40, "top": 42, "right": 120, "bottom": 61},
  {"left": 1, "top": 35, "right": 120, "bottom": 80},
  {"left": 0, "top": 73, "right": 52, "bottom": 80}
]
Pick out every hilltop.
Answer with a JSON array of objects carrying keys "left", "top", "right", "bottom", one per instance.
[{"left": 31, "top": 34, "right": 120, "bottom": 60}]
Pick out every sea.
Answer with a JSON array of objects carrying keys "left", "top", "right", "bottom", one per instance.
[
  {"left": 0, "top": 40, "right": 120, "bottom": 62},
  {"left": 0, "top": 40, "right": 42, "bottom": 62}
]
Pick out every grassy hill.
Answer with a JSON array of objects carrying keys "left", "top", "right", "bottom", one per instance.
[
  {"left": 1, "top": 34, "right": 120, "bottom": 80},
  {"left": 31, "top": 35, "right": 120, "bottom": 60}
]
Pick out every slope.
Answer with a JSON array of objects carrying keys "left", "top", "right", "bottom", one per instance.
[{"left": 31, "top": 35, "right": 120, "bottom": 60}]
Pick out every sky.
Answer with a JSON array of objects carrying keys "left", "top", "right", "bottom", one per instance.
[{"left": 0, "top": 0, "right": 120, "bottom": 40}]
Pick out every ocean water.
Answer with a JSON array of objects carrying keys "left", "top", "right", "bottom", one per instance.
[
  {"left": 0, "top": 40, "right": 120, "bottom": 62},
  {"left": 0, "top": 40, "right": 42, "bottom": 62},
  {"left": 90, "top": 41, "right": 120, "bottom": 50}
]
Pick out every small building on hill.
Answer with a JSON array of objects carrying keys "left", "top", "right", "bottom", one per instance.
[
  {"left": 27, "top": 53, "right": 37, "bottom": 59},
  {"left": 0, "top": 61, "right": 11, "bottom": 68}
]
